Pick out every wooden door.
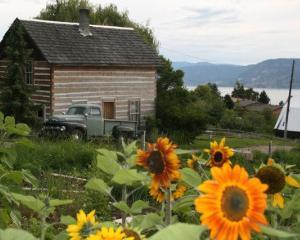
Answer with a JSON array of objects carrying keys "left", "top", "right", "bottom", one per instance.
[{"left": 103, "top": 102, "right": 115, "bottom": 119}]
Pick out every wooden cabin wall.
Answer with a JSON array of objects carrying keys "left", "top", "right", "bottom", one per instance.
[
  {"left": 52, "top": 66, "right": 156, "bottom": 120},
  {"left": 31, "top": 61, "right": 52, "bottom": 116}
]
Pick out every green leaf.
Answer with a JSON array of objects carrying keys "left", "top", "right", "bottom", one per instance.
[
  {"left": 0, "top": 112, "right": 4, "bottom": 123},
  {"left": 112, "top": 169, "right": 146, "bottom": 185},
  {"left": 261, "top": 225, "right": 300, "bottom": 238},
  {"left": 54, "top": 231, "right": 69, "bottom": 240},
  {"left": 49, "top": 199, "right": 73, "bottom": 207},
  {"left": 173, "top": 195, "right": 195, "bottom": 213},
  {"left": 11, "top": 193, "right": 45, "bottom": 213},
  {"left": 180, "top": 168, "right": 202, "bottom": 188},
  {"left": 4, "top": 116, "right": 15, "bottom": 128},
  {"left": 0, "top": 228, "right": 38, "bottom": 240},
  {"left": 113, "top": 201, "right": 131, "bottom": 214},
  {"left": 85, "top": 178, "right": 111, "bottom": 195},
  {"left": 123, "top": 140, "right": 137, "bottom": 156},
  {"left": 149, "top": 223, "right": 206, "bottom": 240},
  {"left": 60, "top": 215, "right": 76, "bottom": 225},
  {"left": 132, "top": 213, "right": 162, "bottom": 230},
  {"left": 96, "top": 149, "right": 120, "bottom": 175},
  {"left": 131, "top": 200, "right": 149, "bottom": 214}
]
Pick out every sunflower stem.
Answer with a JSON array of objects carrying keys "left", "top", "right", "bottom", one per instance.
[
  {"left": 121, "top": 185, "right": 127, "bottom": 227},
  {"left": 165, "top": 187, "right": 172, "bottom": 226}
]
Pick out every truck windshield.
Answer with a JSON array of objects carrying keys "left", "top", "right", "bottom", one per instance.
[{"left": 67, "top": 107, "right": 88, "bottom": 115}]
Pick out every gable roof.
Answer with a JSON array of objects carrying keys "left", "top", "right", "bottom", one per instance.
[{"left": 1, "top": 18, "right": 159, "bottom": 67}]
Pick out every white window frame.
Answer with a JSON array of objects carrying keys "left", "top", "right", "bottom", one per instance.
[
  {"left": 25, "top": 61, "right": 34, "bottom": 85},
  {"left": 128, "top": 99, "right": 141, "bottom": 122}
]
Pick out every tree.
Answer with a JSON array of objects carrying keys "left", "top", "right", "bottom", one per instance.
[
  {"left": 0, "top": 22, "right": 37, "bottom": 123},
  {"left": 36, "top": 0, "right": 159, "bottom": 51},
  {"left": 258, "top": 90, "right": 270, "bottom": 104},
  {"left": 224, "top": 94, "right": 234, "bottom": 109},
  {"left": 157, "top": 56, "right": 184, "bottom": 94}
]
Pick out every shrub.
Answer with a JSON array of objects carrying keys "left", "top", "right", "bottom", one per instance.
[{"left": 14, "top": 139, "right": 98, "bottom": 173}]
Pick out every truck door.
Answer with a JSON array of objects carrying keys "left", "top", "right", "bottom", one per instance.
[{"left": 87, "top": 107, "right": 103, "bottom": 136}]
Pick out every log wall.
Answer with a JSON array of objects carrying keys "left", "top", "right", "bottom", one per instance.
[{"left": 52, "top": 66, "right": 156, "bottom": 120}]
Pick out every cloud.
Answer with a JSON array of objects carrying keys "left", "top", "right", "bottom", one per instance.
[{"left": 181, "top": 7, "right": 240, "bottom": 26}]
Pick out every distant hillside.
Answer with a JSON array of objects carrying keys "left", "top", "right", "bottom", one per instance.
[{"left": 174, "top": 59, "right": 300, "bottom": 88}]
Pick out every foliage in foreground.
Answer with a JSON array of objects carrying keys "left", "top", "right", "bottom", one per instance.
[{"left": 2, "top": 126, "right": 300, "bottom": 239}]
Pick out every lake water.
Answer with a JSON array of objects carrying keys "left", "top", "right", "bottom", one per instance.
[{"left": 187, "top": 86, "right": 300, "bottom": 106}]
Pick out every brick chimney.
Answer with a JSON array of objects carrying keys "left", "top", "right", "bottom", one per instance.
[{"left": 79, "top": 8, "right": 92, "bottom": 36}]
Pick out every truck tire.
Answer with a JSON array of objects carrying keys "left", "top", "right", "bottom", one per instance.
[{"left": 70, "top": 129, "right": 84, "bottom": 141}]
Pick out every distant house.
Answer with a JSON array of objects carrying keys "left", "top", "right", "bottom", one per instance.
[
  {"left": 235, "top": 99, "right": 282, "bottom": 116},
  {"left": 274, "top": 96, "right": 300, "bottom": 138},
  {"left": 0, "top": 9, "right": 159, "bottom": 121}
]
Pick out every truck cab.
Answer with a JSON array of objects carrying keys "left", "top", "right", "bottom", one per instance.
[{"left": 42, "top": 104, "right": 139, "bottom": 139}]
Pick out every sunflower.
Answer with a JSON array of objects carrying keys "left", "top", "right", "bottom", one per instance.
[
  {"left": 87, "top": 227, "right": 134, "bottom": 240},
  {"left": 67, "top": 210, "right": 97, "bottom": 240},
  {"left": 256, "top": 158, "right": 300, "bottom": 208},
  {"left": 149, "top": 181, "right": 187, "bottom": 203},
  {"left": 187, "top": 154, "right": 199, "bottom": 170},
  {"left": 137, "top": 137, "right": 181, "bottom": 188},
  {"left": 195, "top": 163, "right": 268, "bottom": 240},
  {"left": 204, "top": 137, "right": 234, "bottom": 167}
]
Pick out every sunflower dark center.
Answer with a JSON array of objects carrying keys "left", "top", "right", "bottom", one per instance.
[
  {"left": 214, "top": 151, "right": 223, "bottom": 163},
  {"left": 80, "top": 222, "right": 93, "bottom": 237},
  {"left": 147, "top": 150, "right": 165, "bottom": 174},
  {"left": 255, "top": 166, "right": 285, "bottom": 194},
  {"left": 221, "top": 186, "right": 249, "bottom": 222},
  {"left": 123, "top": 229, "right": 141, "bottom": 240}
]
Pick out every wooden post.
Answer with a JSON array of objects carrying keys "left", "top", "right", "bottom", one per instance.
[{"left": 284, "top": 60, "right": 295, "bottom": 139}]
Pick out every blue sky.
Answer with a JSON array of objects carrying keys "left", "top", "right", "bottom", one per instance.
[{"left": 1, "top": 0, "right": 300, "bottom": 65}]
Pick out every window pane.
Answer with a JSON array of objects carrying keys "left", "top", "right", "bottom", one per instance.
[{"left": 91, "top": 107, "right": 101, "bottom": 116}]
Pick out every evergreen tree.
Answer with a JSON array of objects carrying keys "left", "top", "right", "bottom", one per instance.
[
  {"left": 224, "top": 94, "right": 235, "bottom": 109},
  {"left": 258, "top": 90, "right": 270, "bottom": 104},
  {"left": 0, "top": 22, "right": 36, "bottom": 123}
]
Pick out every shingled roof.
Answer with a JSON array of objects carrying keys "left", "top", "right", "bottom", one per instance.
[{"left": 5, "top": 18, "right": 159, "bottom": 67}]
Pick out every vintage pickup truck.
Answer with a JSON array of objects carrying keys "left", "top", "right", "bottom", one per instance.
[{"left": 41, "top": 104, "right": 140, "bottom": 140}]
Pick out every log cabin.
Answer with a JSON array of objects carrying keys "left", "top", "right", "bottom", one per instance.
[{"left": 0, "top": 9, "right": 159, "bottom": 122}]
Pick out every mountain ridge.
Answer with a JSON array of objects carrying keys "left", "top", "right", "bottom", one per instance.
[{"left": 173, "top": 58, "right": 300, "bottom": 88}]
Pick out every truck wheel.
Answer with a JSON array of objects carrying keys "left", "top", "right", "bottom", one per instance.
[{"left": 70, "top": 129, "right": 84, "bottom": 141}]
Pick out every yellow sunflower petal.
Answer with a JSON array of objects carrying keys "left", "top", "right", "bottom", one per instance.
[
  {"left": 285, "top": 175, "right": 300, "bottom": 188},
  {"left": 267, "top": 158, "right": 274, "bottom": 166},
  {"left": 272, "top": 193, "right": 284, "bottom": 208}
]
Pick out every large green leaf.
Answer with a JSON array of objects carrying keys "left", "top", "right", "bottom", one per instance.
[
  {"left": 173, "top": 195, "right": 195, "bottom": 213},
  {"left": 112, "top": 169, "right": 146, "bottom": 185},
  {"left": 49, "top": 199, "right": 73, "bottom": 207},
  {"left": 122, "top": 140, "right": 137, "bottom": 157},
  {"left": 85, "top": 178, "right": 111, "bottom": 195},
  {"left": 132, "top": 213, "right": 162, "bottom": 230},
  {"left": 60, "top": 215, "right": 76, "bottom": 225},
  {"left": 113, "top": 201, "right": 131, "bottom": 214},
  {"left": 0, "top": 228, "right": 38, "bottom": 240},
  {"left": 149, "top": 223, "right": 206, "bottom": 240},
  {"left": 261, "top": 225, "right": 300, "bottom": 238},
  {"left": 11, "top": 193, "right": 45, "bottom": 213},
  {"left": 180, "top": 168, "right": 202, "bottom": 188},
  {"left": 96, "top": 149, "right": 120, "bottom": 175},
  {"left": 131, "top": 200, "right": 149, "bottom": 214}
]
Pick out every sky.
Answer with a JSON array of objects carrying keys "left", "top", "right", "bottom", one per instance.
[{"left": 0, "top": 0, "right": 300, "bottom": 65}]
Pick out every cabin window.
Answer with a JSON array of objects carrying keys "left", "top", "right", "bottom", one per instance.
[
  {"left": 129, "top": 100, "right": 141, "bottom": 122},
  {"left": 90, "top": 107, "right": 101, "bottom": 116},
  {"left": 103, "top": 102, "right": 115, "bottom": 119},
  {"left": 25, "top": 61, "right": 34, "bottom": 85}
]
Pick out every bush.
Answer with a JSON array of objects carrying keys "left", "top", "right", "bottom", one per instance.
[
  {"left": 272, "top": 148, "right": 300, "bottom": 171},
  {"left": 14, "top": 139, "right": 98, "bottom": 173}
]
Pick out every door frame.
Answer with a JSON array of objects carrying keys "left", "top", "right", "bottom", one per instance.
[{"left": 102, "top": 98, "right": 116, "bottom": 119}]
